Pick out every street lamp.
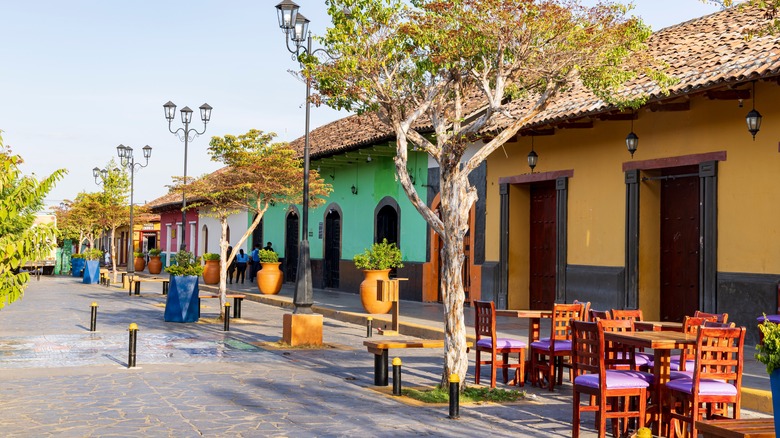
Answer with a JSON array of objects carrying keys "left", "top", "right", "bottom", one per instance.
[
  {"left": 274, "top": 1, "right": 336, "bottom": 315},
  {"left": 92, "top": 167, "right": 117, "bottom": 185},
  {"left": 163, "top": 101, "right": 212, "bottom": 251},
  {"left": 116, "top": 144, "right": 152, "bottom": 283}
]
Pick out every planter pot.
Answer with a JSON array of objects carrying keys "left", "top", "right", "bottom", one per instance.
[
  {"left": 257, "top": 262, "right": 283, "bottom": 295},
  {"left": 147, "top": 256, "right": 162, "bottom": 274},
  {"left": 70, "top": 258, "right": 85, "bottom": 277},
  {"left": 360, "top": 269, "right": 392, "bottom": 314},
  {"left": 202, "top": 259, "right": 220, "bottom": 285},
  {"left": 82, "top": 260, "right": 100, "bottom": 284},
  {"left": 164, "top": 275, "right": 200, "bottom": 323},
  {"left": 134, "top": 257, "right": 146, "bottom": 272},
  {"left": 772, "top": 369, "right": 780, "bottom": 436}
]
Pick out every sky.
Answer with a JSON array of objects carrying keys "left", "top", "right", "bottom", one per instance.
[{"left": 0, "top": 0, "right": 723, "bottom": 209}]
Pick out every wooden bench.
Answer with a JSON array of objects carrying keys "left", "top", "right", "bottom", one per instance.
[
  {"left": 363, "top": 339, "right": 472, "bottom": 386},
  {"left": 99, "top": 269, "right": 111, "bottom": 286},
  {"left": 128, "top": 277, "right": 170, "bottom": 295},
  {"left": 199, "top": 294, "right": 246, "bottom": 318}
]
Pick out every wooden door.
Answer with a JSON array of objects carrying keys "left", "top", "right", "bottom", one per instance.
[
  {"left": 324, "top": 210, "right": 341, "bottom": 288},
  {"left": 376, "top": 205, "right": 398, "bottom": 245},
  {"left": 529, "top": 181, "right": 557, "bottom": 310},
  {"left": 252, "top": 214, "right": 263, "bottom": 250},
  {"left": 284, "top": 212, "right": 299, "bottom": 282},
  {"left": 660, "top": 167, "right": 700, "bottom": 322}
]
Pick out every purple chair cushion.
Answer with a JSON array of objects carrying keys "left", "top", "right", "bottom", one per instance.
[
  {"left": 477, "top": 338, "right": 526, "bottom": 350},
  {"left": 531, "top": 339, "right": 572, "bottom": 352},
  {"left": 670, "top": 370, "right": 693, "bottom": 380},
  {"left": 616, "top": 352, "right": 651, "bottom": 367},
  {"left": 635, "top": 352, "right": 654, "bottom": 363},
  {"left": 757, "top": 315, "right": 780, "bottom": 323},
  {"left": 648, "top": 358, "right": 695, "bottom": 371},
  {"left": 665, "top": 378, "right": 737, "bottom": 396},
  {"left": 574, "top": 370, "right": 652, "bottom": 389}
]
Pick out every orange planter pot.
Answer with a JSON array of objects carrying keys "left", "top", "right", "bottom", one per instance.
[
  {"left": 257, "top": 262, "right": 283, "bottom": 295},
  {"left": 147, "top": 256, "right": 162, "bottom": 274},
  {"left": 134, "top": 257, "right": 146, "bottom": 272},
  {"left": 202, "top": 259, "right": 220, "bottom": 285},
  {"left": 360, "top": 269, "right": 392, "bottom": 314}
]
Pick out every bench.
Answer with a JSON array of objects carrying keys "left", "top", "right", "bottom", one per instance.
[
  {"left": 199, "top": 294, "right": 246, "bottom": 318},
  {"left": 99, "top": 269, "right": 111, "bottom": 286},
  {"left": 363, "top": 339, "right": 472, "bottom": 386},
  {"left": 128, "top": 277, "right": 170, "bottom": 295}
]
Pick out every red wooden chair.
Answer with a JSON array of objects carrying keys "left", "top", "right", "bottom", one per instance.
[
  {"left": 574, "top": 300, "right": 592, "bottom": 321},
  {"left": 530, "top": 302, "right": 584, "bottom": 391},
  {"left": 694, "top": 310, "right": 729, "bottom": 324},
  {"left": 590, "top": 309, "right": 611, "bottom": 321},
  {"left": 665, "top": 326, "right": 746, "bottom": 438},
  {"left": 572, "top": 320, "right": 652, "bottom": 438},
  {"left": 473, "top": 300, "right": 526, "bottom": 388},
  {"left": 610, "top": 309, "right": 653, "bottom": 369}
]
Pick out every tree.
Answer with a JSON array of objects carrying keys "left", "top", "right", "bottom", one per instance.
[
  {"left": 67, "top": 192, "right": 103, "bottom": 252},
  {"left": 0, "top": 133, "right": 66, "bottom": 308},
  {"left": 172, "top": 129, "right": 331, "bottom": 316},
  {"left": 92, "top": 162, "right": 131, "bottom": 283},
  {"left": 310, "top": 0, "right": 672, "bottom": 386}
]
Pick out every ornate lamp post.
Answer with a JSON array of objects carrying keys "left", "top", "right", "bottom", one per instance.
[
  {"left": 163, "top": 101, "right": 212, "bottom": 251},
  {"left": 116, "top": 144, "right": 152, "bottom": 281}
]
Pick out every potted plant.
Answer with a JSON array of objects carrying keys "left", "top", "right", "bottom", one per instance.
[
  {"left": 257, "top": 249, "right": 283, "bottom": 295},
  {"left": 82, "top": 248, "right": 103, "bottom": 284},
  {"left": 163, "top": 251, "right": 204, "bottom": 323},
  {"left": 201, "top": 252, "right": 220, "bottom": 285},
  {"left": 133, "top": 251, "right": 146, "bottom": 272},
  {"left": 147, "top": 248, "right": 162, "bottom": 274},
  {"left": 756, "top": 315, "right": 780, "bottom": 436},
  {"left": 353, "top": 239, "right": 403, "bottom": 314},
  {"left": 70, "top": 252, "right": 86, "bottom": 277}
]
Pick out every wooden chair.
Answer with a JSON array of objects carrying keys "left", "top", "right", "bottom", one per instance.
[
  {"left": 572, "top": 320, "right": 651, "bottom": 438},
  {"left": 665, "top": 326, "right": 746, "bottom": 438},
  {"left": 590, "top": 309, "right": 611, "bottom": 321},
  {"left": 674, "top": 316, "right": 718, "bottom": 373},
  {"left": 473, "top": 300, "right": 527, "bottom": 388},
  {"left": 574, "top": 300, "right": 592, "bottom": 321},
  {"left": 694, "top": 310, "right": 729, "bottom": 324},
  {"left": 531, "top": 302, "right": 584, "bottom": 391},
  {"left": 610, "top": 309, "right": 653, "bottom": 369}
]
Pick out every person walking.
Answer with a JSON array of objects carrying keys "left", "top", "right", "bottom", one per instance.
[
  {"left": 263, "top": 241, "right": 274, "bottom": 252},
  {"left": 249, "top": 245, "right": 260, "bottom": 283},
  {"left": 226, "top": 246, "right": 235, "bottom": 284},
  {"left": 235, "top": 249, "right": 248, "bottom": 284}
]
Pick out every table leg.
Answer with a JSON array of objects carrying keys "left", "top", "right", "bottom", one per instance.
[
  {"left": 526, "top": 317, "right": 541, "bottom": 384},
  {"left": 374, "top": 350, "right": 389, "bottom": 386},
  {"left": 652, "top": 350, "right": 672, "bottom": 436},
  {"left": 233, "top": 298, "right": 242, "bottom": 318}
]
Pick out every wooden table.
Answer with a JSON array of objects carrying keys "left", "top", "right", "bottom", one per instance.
[
  {"left": 634, "top": 320, "right": 684, "bottom": 332},
  {"left": 696, "top": 418, "right": 776, "bottom": 438},
  {"left": 495, "top": 309, "right": 553, "bottom": 347},
  {"left": 603, "top": 330, "right": 697, "bottom": 436}
]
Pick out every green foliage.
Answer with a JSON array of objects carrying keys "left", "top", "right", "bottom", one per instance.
[
  {"left": 71, "top": 253, "right": 86, "bottom": 259},
  {"left": 82, "top": 248, "right": 103, "bottom": 261},
  {"left": 148, "top": 248, "right": 161, "bottom": 256},
  {"left": 0, "top": 134, "right": 66, "bottom": 308},
  {"left": 259, "top": 249, "right": 278, "bottom": 263},
  {"left": 165, "top": 251, "right": 204, "bottom": 277},
  {"left": 133, "top": 251, "right": 144, "bottom": 258},
  {"left": 402, "top": 386, "right": 525, "bottom": 403},
  {"left": 202, "top": 252, "right": 220, "bottom": 261},
  {"left": 756, "top": 314, "right": 780, "bottom": 374},
  {"left": 353, "top": 239, "right": 403, "bottom": 270}
]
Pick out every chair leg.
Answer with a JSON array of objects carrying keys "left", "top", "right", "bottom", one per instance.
[
  {"left": 572, "top": 388, "right": 581, "bottom": 438},
  {"left": 475, "top": 351, "right": 481, "bottom": 385},
  {"left": 515, "top": 349, "right": 525, "bottom": 387},
  {"left": 490, "top": 351, "right": 497, "bottom": 389},
  {"left": 502, "top": 352, "right": 509, "bottom": 384}
]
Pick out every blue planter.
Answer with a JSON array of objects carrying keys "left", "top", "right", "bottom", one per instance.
[
  {"left": 164, "top": 275, "right": 200, "bottom": 323},
  {"left": 70, "top": 258, "right": 85, "bottom": 277},
  {"left": 771, "top": 369, "right": 780, "bottom": 437},
  {"left": 82, "top": 260, "right": 100, "bottom": 284}
]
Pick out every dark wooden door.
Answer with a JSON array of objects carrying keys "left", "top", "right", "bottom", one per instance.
[
  {"left": 660, "top": 167, "right": 700, "bottom": 322},
  {"left": 284, "top": 212, "right": 299, "bottom": 282},
  {"left": 324, "top": 210, "right": 341, "bottom": 288},
  {"left": 376, "top": 205, "right": 398, "bottom": 245},
  {"left": 529, "top": 181, "right": 557, "bottom": 310},
  {"left": 252, "top": 215, "right": 263, "bottom": 250}
]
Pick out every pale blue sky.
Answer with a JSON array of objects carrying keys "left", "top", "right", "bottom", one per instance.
[{"left": 0, "top": 1, "right": 721, "bottom": 207}]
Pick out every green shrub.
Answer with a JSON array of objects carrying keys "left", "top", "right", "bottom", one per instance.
[
  {"left": 165, "top": 251, "right": 204, "bottom": 277},
  {"left": 148, "top": 248, "right": 161, "bottom": 256},
  {"left": 757, "top": 314, "right": 780, "bottom": 374},
  {"left": 259, "top": 249, "right": 278, "bottom": 263},
  {"left": 133, "top": 251, "right": 144, "bottom": 258},
  {"left": 71, "top": 253, "right": 86, "bottom": 259},
  {"left": 202, "top": 252, "right": 220, "bottom": 261},
  {"left": 82, "top": 248, "right": 103, "bottom": 261},
  {"left": 353, "top": 239, "right": 403, "bottom": 270}
]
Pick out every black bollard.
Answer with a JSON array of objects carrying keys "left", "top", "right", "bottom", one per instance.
[
  {"left": 392, "top": 357, "right": 402, "bottom": 396},
  {"left": 89, "top": 302, "right": 98, "bottom": 332},
  {"left": 224, "top": 302, "right": 230, "bottom": 331},
  {"left": 366, "top": 317, "right": 373, "bottom": 338},
  {"left": 128, "top": 323, "right": 138, "bottom": 368},
  {"left": 448, "top": 374, "right": 460, "bottom": 419}
]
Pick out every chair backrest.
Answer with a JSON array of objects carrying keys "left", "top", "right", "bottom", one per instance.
[
  {"left": 680, "top": 315, "right": 718, "bottom": 367},
  {"left": 473, "top": 300, "right": 496, "bottom": 342},
  {"left": 573, "top": 300, "right": 592, "bottom": 321},
  {"left": 694, "top": 310, "right": 729, "bottom": 324},
  {"left": 703, "top": 321, "right": 736, "bottom": 328},
  {"left": 550, "top": 303, "right": 585, "bottom": 341},
  {"left": 693, "top": 326, "right": 746, "bottom": 390},
  {"left": 610, "top": 309, "right": 644, "bottom": 322},
  {"left": 571, "top": 320, "right": 602, "bottom": 377},
  {"left": 598, "top": 319, "right": 636, "bottom": 370},
  {"left": 590, "top": 309, "right": 611, "bottom": 321}
]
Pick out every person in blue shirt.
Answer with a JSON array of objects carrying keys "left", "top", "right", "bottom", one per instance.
[
  {"left": 235, "top": 249, "right": 249, "bottom": 284},
  {"left": 249, "top": 245, "right": 260, "bottom": 283}
]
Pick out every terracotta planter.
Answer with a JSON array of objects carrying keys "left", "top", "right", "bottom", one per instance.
[
  {"left": 134, "top": 257, "right": 146, "bottom": 272},
  {"left": 202, "top": 259, "right": 220, "bottom": 285},
  {"left": 147, "top": 256, "right": 162, "bottom": 274},
  {"left": 257, "top": 262, "right": 283, "bottom": 295},
  {"left": 360, "top": 269, "right": 392, "bottom": 314}
]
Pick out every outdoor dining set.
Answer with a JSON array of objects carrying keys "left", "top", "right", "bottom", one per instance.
[{"left": 472, "top": 300, "right": 746, "bottom": 438}]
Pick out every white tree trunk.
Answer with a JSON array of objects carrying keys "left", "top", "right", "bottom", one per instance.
[
  {"left": 218, "top": 217, "right": 229, "bottom": 318},
  {"left": 110, "top": 226, "right": 118, "bottom": 283}
]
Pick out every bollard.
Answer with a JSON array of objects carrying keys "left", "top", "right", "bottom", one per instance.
[
  {"left": 223, "top": 302, "right": 231, "bottom": 331},
  {"left": 392, "top": 357, "right": 402, "bottom": 396},
  {"left": 128, "top": 323, "right": 138, "bottom": 368},
  {"left": 448, "top": 374, "right": 460, "bottom": 419},
  {"left": 366, "top": 317, "right": 373, "bottom": 338},
  {"left": 90, "top": 302, "right": 98, "bottom": 332}
]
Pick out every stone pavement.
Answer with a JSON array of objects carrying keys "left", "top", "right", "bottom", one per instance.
[{"left": 0, "top": 275, "right": 769, "bottom": 437}]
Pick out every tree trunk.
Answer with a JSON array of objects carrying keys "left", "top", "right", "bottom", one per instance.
[
  {"left": 218, "top": 217, "right": 229, "bottom": 319},
  {"left": 110, "top": 226, "right": 118, "bottom": 283}
]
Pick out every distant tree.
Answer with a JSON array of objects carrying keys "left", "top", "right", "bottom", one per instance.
[
  {"left": 0, "top": 133, "right": 66, "bottom": 308},
  {"left": 67, "top": 192, "right": 103, "bottom": 252},
  {"left": 92, "top": 162, "right": 131, "bottom": 283},
  {"left": 703, "top": 1, "right": 779, "bottom": 35}
]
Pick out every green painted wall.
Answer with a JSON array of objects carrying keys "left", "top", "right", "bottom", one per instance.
[{"left": 258, "top": 150, "right": 429, "bottom": 263}]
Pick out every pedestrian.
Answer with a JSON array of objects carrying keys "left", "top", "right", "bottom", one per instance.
[
  {"left": 249, "top": 244, "right": 260, "bottom": 283},
  {"left": 226, "top": 246, "right": 235, "bottom": 284},
  {"left": 235, "top": 249, "right": 248, "bottom": 284},
  {"left": 264, "top": 241, "right": 274, "bottom": 252}
]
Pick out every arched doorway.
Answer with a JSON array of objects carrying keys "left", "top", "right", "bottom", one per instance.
[
  {"left": 323, "top": 205, "right": 342, "bottom": 288},
  {"left": 252, "top": 214, "right": 263, "bottom": 250},
  {"left": 284, "top": 209, "right": 299, "bottom": 282},
  {"left": 375, "top": 198, "right": 400, "bottom": 246},
  {"left": 201, "top": 225, "right": 209, "bottom": 254}
]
